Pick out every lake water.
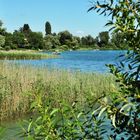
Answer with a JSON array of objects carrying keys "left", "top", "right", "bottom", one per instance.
[{"left": 11, "top": 50, "right": 125, "bottom": 73}]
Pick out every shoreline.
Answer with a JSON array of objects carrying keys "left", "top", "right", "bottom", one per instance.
[{"left": 0, "top": 50, "right": 57, "bottom": 60}]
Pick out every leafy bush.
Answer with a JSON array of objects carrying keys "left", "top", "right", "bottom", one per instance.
[
  {"left": 0, "top": 35, "right": 5, "bottom": 47},
  {"left": 4, "top": 46, "right": 11, "bottom": 51},
  {"left": 88, "top": 0, "right": 140, "bottom": 139},
  {"left": 21, "top": 87, "right": 108, "bottom": 140},
  {"left": 59, "top": 45, "right": 69, "bottom": 50}
]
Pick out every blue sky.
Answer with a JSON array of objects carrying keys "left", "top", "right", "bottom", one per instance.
[{"left": 0, "top": 0, "right": 109, "bottom": 37}]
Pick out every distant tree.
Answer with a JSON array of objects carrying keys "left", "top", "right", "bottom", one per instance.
[
  {"left": 74, "top": 36, "right": 81, "bottom": 44},
  {"left": 12, "top": 31, "right": 25, "bottom": 48},
  {"left": 44, "top": 35, "right": 60, "bottom": 50},
  {"left": 70, "top": 37, "right": 79, "bottom": 50},
  {"left": 111, "top": 32, "right": 128, "bottom": 49},
  {"left": 45, "top": 21, "right": 52, "bottom": 35},
  {"left": 81, "top": 37, "right": 87, "bottom": 45},
  {"left": 98, "top": 31, "right": 109, "bottom": 47},
  {"left": 58, "top": 30, "right": 72, "bottom": 45},
  {"left": 86, "top": 35, "right": 95, "bottom": 46},
  {"left": 22, "top": 24, "right": 31, "bottom": 33},
  {"left": 0, "top": 20, "right": 6, "bottom": 48},
  {"left": 27, "top": 32, "right": 44, "bottom": 49},
  {"left": 0, "top": 20, "right": 2, "bottom": 27},
  {"left": 0, "top": 20, "right": 6, "bottom": 35},
  {"left": 52, "top": 32, "right": 56, "bottom": 36},
  {"left": 0, "top": 35, "right": 5, "bottom": 47},
  {"left": 81, "top": 35, "right": 95, "bottom": 46},
  {"left": 5, "top": 33, "right": 14, "bottom": 47}
]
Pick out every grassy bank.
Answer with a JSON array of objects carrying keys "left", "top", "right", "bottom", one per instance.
[
  {"left": 0, "top": 61, "right": 118, "bottom": 121},
  {"left": 0, "top": 50, "right": 57, "bottom": 60}
]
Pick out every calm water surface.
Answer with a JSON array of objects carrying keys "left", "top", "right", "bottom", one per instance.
[{"left": 11, "top": 50, "right": 125, "bottom": 73}]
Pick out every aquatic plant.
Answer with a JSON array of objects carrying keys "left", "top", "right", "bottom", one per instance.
[
  {"left": 0, "top": 50, "right": 57, "bottom": 60},
  {"left": 0, "top": 61, "right": 117, "bottom": 121}
]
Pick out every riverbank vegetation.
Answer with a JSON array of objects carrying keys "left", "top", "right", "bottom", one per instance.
[
  {"left": 0, "top": 20, "right": 129, "bottom": 52},
  {"left": 0, "top": 50, "right": 57, "bottom": 60},
  {"left": 0, "top": 61, "right": 118, "bottom": 122}
]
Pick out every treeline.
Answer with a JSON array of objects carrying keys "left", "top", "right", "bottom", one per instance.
[{"left": 0, "top": 20, "right": 128, "bottom": 51}]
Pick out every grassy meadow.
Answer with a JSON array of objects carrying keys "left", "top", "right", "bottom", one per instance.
[
  {"left": 0, "top": 50, "right": 57, "bottom": 60},
  {"left": 0, "top": 61, "right": 118, "bottom": 121}
]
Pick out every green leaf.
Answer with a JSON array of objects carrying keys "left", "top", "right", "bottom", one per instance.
[
  {"left": 77, "top": 112, "right": 83, "bottom": 118},
  {"left": 120, "top": 62, "right": 124, "bottom": 68},
  {"left": 30, "top": 102, "right": 37, "bottom": 110},
  {"left": 98, "top": 107, "right": 107, "bottom": 118},
  {"left": 97, "top": 9, "right": 101, "bottom": 13},
  {"left": 87, "top": 7, "right": 94, "bottom": 12},
  {"left": 120, "top": 103, "right": 134, "bottom": 113},
  {"left": 112, "top": 114, "right": 116, "bottom": 128},
  {"left": 0, "top": 126, "right": 6, "bottom": 139},
  {"left": 100, "top": 9, "right": 106, "bottom": 15},
  {"left": 109, "top": 26, "right": 116, "bottom": 31},
  {"left": 28, "top": 121, "right": 33, "bottom": 133},
  {"left": 105, "top": 21, "right": 113, "bottom": 26},
  {"left": 50, "top": 108, "right": 59, "bottom": 116},
  {"left": 92, "top": 106, "right": 102, "bottom": 116},
  {"left": 128, "top": 64, "right": 132, "bottom": 70}
]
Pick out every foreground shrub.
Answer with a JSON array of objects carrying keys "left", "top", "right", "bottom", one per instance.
[
  {"left": 88, "top": 0, "right": 140, "bottom": 139},
  {"left": 21, "top": 90, "right": 108, "bottom": 140}
]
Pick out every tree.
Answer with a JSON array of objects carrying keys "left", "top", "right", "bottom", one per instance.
[
  {"left": 58, "top": 30, "right": 72, "bottom": 45},
  {"left": 44, "top": 35, "right": 60, "bottom": 50},
  {"left": 0, "top": 20, "right": 6, "bottom": 35},
  {"left": 74, "top": 36, "right": 81, "bottom": 44},
  {"left": 45, "top": 21, "right": 51, "bottom": 35},
  {"left": 0, "top": 35, "right": 5, "bottom": 47},
  {"left": 22, "top": 24, "right": 31, "bottom": 33},
  {"left": 98, "top": 31, "right": 109, "bottom": 47},
  {"left": 81, "top": 35, "right": 95, "bottom": 46},
  {"left": 4, "top": 32, "right": 16, "bottom": 49},
  {"left": 27, "top": 32, "right": 44, "bottom": 49},
  {"left": 12, "top": 31, "right": 25, "bottom": 48}
]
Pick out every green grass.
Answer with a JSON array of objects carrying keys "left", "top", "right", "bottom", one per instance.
[
  {"left": 0, "top": 126, "right": 6, "bottom": 139},
  {"left": 0, "top": 50, "right": 57, "bottom": 60}
]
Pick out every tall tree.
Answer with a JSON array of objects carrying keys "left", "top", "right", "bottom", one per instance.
[
  {"left": 81, "top": 35, "right": 95, "bottom": 46},
  {"left": 0, "top": 20, "right": 6, "bottom": 35},
  {"left": 22, "top": 24, "right": 31, "bottom": 33},
  {"left": 44, "top": 35, "right": 60, "bottom": 50},
  {"left": 12, "top": 30, "right": 25, "bottom": 48},
  {"left": 58, "top": 30, "right": 72, "bottom": 45},
  {"left": 0, "top": 20, "right": 6, "bottom": 48},
  {"left": 98, "top": 31, "right": 109, "bottom": 47},
  {"left": 0, "top": 35, "right": 5, "bottom": 47},
  {"left": 45, "top": 21, "right": 51, "bottom": 35},
  {"left": 27, "top": 32, "right": 44, "bottom": 49}
]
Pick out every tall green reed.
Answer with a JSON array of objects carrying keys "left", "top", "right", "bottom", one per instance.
[
  {"left": 0, "top": 61, "right": 118, "bottom": 121},
  {"left": 0, "top": 51, "right": 57, "bottom": 59}
]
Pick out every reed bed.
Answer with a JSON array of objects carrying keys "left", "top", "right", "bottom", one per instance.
[
  {"left": 0, "top": 61, "right": 118, "bottom": 121},
  {"left": 0, "top": 50, "right": 57, "bottom": 59}
]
